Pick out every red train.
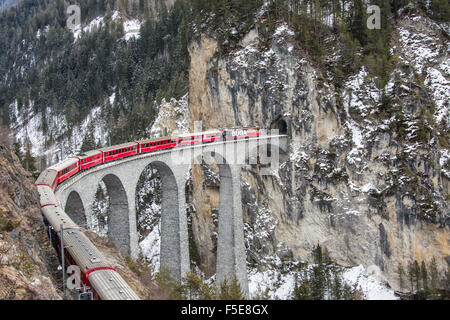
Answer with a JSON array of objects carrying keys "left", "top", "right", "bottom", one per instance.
[{"left": 39, "top": 127, "right": 260, "bottom": 191}]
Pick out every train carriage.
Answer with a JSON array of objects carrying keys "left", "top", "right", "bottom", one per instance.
[
  {"left": 138, "top": 137, "right": 177, "bottom": 154},
  {"left": 223, "top": 127, "right": 260, "bottom": 140},
  {"left": 36, "top": 168, "right": 58, "bottom": 190},
  {"left": 51, "top": 158, "right": 80, "bottom": 186},
  {"left": 101, "top": 142, "right": 139, "bottom": 163},
  {"left": 202, "top": 130, "right": 223, "bottom": 143},
  {"left": 37, "top": 185, "right": 59, "bottom": 208},
  {"left": 176, "top": 132, "right": 203, "bottom": 146},
  {"left": 77, "top": 150, "right": 103, "bottom": 171}
]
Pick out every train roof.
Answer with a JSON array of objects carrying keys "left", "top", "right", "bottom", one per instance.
[
  {"left": 50, "top": 158, "right": 79, "bottom": 172},
  {"left": 176, "top": 132, "right": 204, "bottom": 138},
  {"left": 37, "top": 185, "right": 58, "bottom": 207},
  {"left": 201, "top": 130, "right": 223, "bottom": 135},
  {"left": 224, "top": 126, "right": 259, "bottom": 130},
  {"left": 136, "top": 136, "right": 175, "bottom": 144},
  {"left": 88, "top": 269, "right": 140, "bottom": 300},
  {"left": 99, "top": 142, "right": 139, "bottom": 153},
  {"left": 35, "top": 168, "right": 57, "bottom": 186},
  {"left": 63, "top": 229, "right": 110, "bottom": 273},
  {"left": 78, "top": 150, "right": 102, "bottom": 158},
  {"left": 41, "top": 205, "right": 79, "bottom": 231}
]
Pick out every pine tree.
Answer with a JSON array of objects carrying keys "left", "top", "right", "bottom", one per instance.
[
  {"left": 429, "top": 257, "right": 439, "bottom": 293},
  {"left": 218, "top": 277, "right": 245, "bottom": 300},
  {"left": 313, "top": 243, "right": 323, "bottom": 264},
  {"left": 332, "top": 268, "right": 343, "bottom": 300},
  {"left": 398, "top": 264, "right": 405, "bottom": 291},
  {"left": 181, "top": 271, "right": 203, "bottom": 300},
  {"left": 421, "top": 261, "right": 428, "bottom": 293},
  {"left": 22, "top": 142, "right": 36, "bottom": 172},
  {"left": 408, "top": 262, "right": 415, "bottom": 291},
  {"left": 80, "top": 125, "right": 97, "bottom": 153},
  {"left": 311, "top": 264, "right": 326, "bottom": 300},
  {"left": 413, "top": 260, "right": 421, "bottom": 291},
  {"left": 295, "top": 281, "right": 313, "bottom": 300},
  {"left": 342, "top": 283, "right": 354, "bottom": 300}
]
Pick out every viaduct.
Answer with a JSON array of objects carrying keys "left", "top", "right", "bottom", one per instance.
[{"left": 54, "top": 133, "right": 288, "bottom": 296}]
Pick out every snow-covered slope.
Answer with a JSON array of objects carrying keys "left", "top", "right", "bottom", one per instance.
[{"left": 72, "top": 10, "right": 143, "bottom": 41}]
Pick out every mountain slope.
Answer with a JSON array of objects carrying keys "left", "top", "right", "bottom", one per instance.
[{"left": 0, "top": 0, "right": 448, "bottom": 299}]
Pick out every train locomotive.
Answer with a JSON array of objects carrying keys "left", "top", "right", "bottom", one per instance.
[{"left": 36, "top": 127, "right": 259, "bottom": 299}]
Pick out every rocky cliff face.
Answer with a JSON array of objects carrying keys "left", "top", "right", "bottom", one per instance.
[
  {"left": 187, "top": 14, "right": 449, "bottom": 291},
  {"left": 0, "top": 143, "right": 61, "bottom": 299}
]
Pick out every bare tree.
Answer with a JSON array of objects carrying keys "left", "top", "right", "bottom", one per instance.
[{"left": 0, "top": 124, "right": 13, "bottom": 147}]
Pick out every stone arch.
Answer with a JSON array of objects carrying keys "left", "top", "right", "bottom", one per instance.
[
  {"left": 192, "top": 151, "right": 248, "bottom": 294},
  {"left": 101, "top": 174, "right": 130, "bottom": 254},
  {"left": 65, "top": 191, "right": 87, "bottom": 227},
  {"left": 141, "top": 160, "right": 187, "bottom": 280}
]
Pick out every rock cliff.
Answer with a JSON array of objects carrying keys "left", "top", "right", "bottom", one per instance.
[
  {"left": 186, "top": 14, "right": 449, "bottom": 291},
  {"left": 0, "top": 143, "right": 61, "bottom": 299}
]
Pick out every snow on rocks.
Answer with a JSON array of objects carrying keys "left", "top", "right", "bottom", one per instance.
[
  {"left": 342, "top": 265, "right": 398, "bottom": 300},
  {"left": 248, "top": 263, "right": 397, "bottom": 300},
  {"left": 396, "top": 14, "right": 449, "bottom": 126},
  {"left": 425, "top": 66, "right": 449, "bottom": 125},
  {"left": 440, "top": 149, "right": 450, "bottom": 179},
  {"left": 248, "top": 268, "right": 297, "bottom": 300},
  {"left": 139, "top": 222, "right": 161, "bottom": 272},
  {"left": 149, "top": 93, "right": 189, "bottom": 138}
]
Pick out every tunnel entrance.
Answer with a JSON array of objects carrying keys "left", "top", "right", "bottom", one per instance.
[{"left": 272, "top": 118, "right": 288, "bottom": 135}]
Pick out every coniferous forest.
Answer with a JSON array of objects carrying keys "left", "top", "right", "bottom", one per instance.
[{"left": 0, "top": 0, "right": 448, "bottom": 147}]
